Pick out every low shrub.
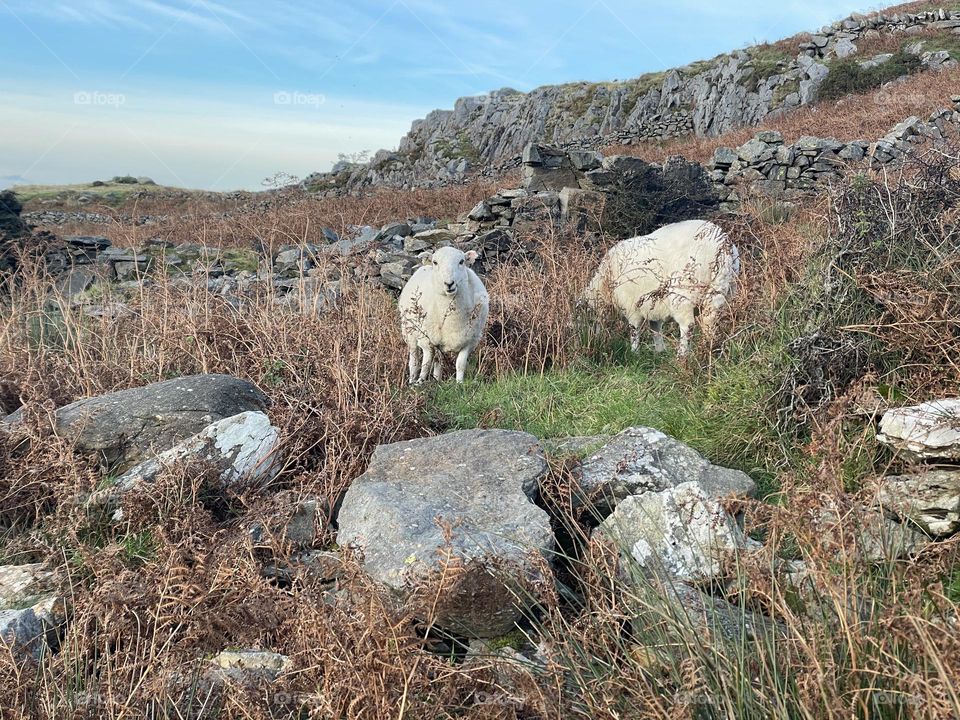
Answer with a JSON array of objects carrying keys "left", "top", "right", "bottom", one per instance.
[{"left": 818, "top": 51, "right": 922, "bottom": 102}]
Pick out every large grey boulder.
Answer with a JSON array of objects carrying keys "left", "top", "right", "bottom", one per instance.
[
  {"left": 576, "top": 427, "right": 755, "bottom": 517},
  {"left": 595, "top": 481, "right": 749, "bottom": 583},
  {"left": 90, "top": 410, "right": 281, "bottom": 519},
  {"left": 1, "top": 374, "right": 270, "bottom": 472},
  {"left": 877, "top": 470, "right": 960, "bottom": 537},
  {"left": 877, "top": 399, "right": 960, "bottom": 460},
  {"left": 336, "top": 429, "right": 554, "bottom": 638},
  {"left": 833, "top": 38, "right": 859, "bottom": 58}
]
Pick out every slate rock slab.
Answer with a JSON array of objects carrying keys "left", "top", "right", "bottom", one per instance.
[
  {"left": 877, "top": 470, "right": 960, "bottom": 537},
  {"left": 1, "top": 374, "right": 270, "bottom": 472},
  {"left": 336, "top": 429, "right": 554, "bottom": 638},
  {"left": 877, "top": 399, "right": 960, "bottom": 460},
  {"left": 90, "top": 410, "right": 281, "bottom": 520}
]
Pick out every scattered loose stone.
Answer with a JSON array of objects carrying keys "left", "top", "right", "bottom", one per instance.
[
  {"left": 877, "top": 470, "right": 960, "bottom": 537},
  {"left": 877, "top": 399, "right": 960, "bottom": 460}
]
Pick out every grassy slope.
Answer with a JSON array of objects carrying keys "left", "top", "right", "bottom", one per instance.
[
  {"left": 431, "top": 345, "right": 788, "bottom": 497},
  {"left": 10, "top": 181, "right": 214, "bottom": 212}
]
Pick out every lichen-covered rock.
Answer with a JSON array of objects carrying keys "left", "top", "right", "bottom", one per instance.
[
  {"left": 576, "top": 427, "right": 755, "bottom": 517},
  {"left": 595, "top": 481, "right": 748, "bottom": 583},
  {"left": 336, "top": 429, "right": 554, "bottom": 638},
  {"left": 90, "top": 410, "right": 280, "bottom": 519},
  {"left": 1, "top": 374, "right": 270, "bottom": 472},
  {"left": 877, "top": 470, "right": 960, "bottom": 537},
  {"left": 877, "top": 399, "right": 960, "bottom": 460}
]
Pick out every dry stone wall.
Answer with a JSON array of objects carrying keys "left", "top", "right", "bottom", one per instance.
[{"left": 710, "top": 97, "right": 960, "bottom": 208}]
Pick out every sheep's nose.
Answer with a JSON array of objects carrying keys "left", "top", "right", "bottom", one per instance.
[{"left": 445, "top": 281, "right": 456, "bottom": 292}]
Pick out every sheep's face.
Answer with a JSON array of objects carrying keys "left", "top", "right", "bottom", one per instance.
[{"left": 427, "top": 246, "right": 478, "bottom": 296}]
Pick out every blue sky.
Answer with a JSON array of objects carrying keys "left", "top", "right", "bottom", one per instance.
[{"left": 1, "top": 0, "right": 871, "bottom": 191}]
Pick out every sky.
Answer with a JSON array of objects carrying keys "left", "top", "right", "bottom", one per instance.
[{"left": 0, "top": 0, "right": 874, "bottom": 191}]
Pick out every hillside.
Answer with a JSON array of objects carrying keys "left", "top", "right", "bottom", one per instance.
[
  {"left": 2, "top": 3, "right": 960, "bottom": 719},
  {"left": 311, "top": 4, "right": 960, "bottom": 191}
]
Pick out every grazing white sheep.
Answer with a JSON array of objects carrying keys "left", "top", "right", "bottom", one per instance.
[
  {"left": 581, "top": 219, "right": 739, "bottom": 356},
  {"left": 399, "top": 246, "right": 490, "bottom": 384}
]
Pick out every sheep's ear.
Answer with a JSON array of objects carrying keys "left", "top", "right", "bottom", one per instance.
[
  {"left": 464, "top": 250, "right": 479, "bottom": 266},
  {"left": 418, "top": 251, "right": 433, "bottom": 266}
]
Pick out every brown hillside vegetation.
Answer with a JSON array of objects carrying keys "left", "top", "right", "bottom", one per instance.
[
  {"left": 2, "top": 145, "right": 960, "bottom": 717},
  {"left": 4, "top": 5, "right": 960, "bottom": 717}
]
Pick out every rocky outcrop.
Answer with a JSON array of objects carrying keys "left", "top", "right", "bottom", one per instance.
[
  {"left": 871, "top": 398, "right": 960, "bottom": 538},
  {"left": 336, "top": 429, "right": 554, "bottom": 638},
  {"left": 1, "top": 374, "right": 270, "bottom": 472},
  {"left": 307, "top": 8, "right": 960, "bottom": 191},
  {"left": 576, "top": 427, "right": 755, "bottom": 518}
]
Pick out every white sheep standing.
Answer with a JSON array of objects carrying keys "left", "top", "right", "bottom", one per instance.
[
  {"left": 581, "top": 219, "right": 740, "bottom": 356},
  {"left": 399, "top": 245, "right": 490, "bottom": 384}
]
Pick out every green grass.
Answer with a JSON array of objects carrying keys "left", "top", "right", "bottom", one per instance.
[
  {"left": 818, "top": 50, "right": 922, "bottom": 102},
  {"left": 916, "top": 30, "right": 960, "bottom": 59},
  {"left": 772, "top": 77, "right": 801, "bottom": 106},
  {"left": 431, "top": 342, "right": 790, "bottom": 498},
  {"left": 221, "top": 248, "right": 260, "bottom": 273},
  {"left": 947, "top": 567, "right": 960, "bottom": 604},
  {"left": 432, "top": 132, "right": 481, "bottom": 164},
  {"left": 121, "top": 530, "right": 156, "bottom": 567},
  {"left": 746, "top": 45, "right": 790, "bottom": 82}
]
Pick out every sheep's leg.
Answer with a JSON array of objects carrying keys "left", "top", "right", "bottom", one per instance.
[
  {"left": 407, "top": 344, "right": 421, "bottom": 385},
  {"left": 676, "top": 318, "right": 694, "bottom": 357},
  {"left": 673, "top": 302, "right": 698, "bottom": 357},
  {"left": 417, "top": 344, "right": 434, "bottom": 384},
  {"left": 630, "top": 324, "right": 643, "bottom": 353},
  {"left": 650, "top": 321, "right": 667, "bottom": 353},
  {"left": 433, "top": 353, "right": 444, "bottom": 381},
  {"left": 454, "top": 348, "right": 472, "bottom": 383}
]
